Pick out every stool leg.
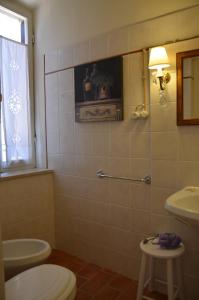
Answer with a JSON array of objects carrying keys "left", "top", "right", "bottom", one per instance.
[
  {"left": 167, "top": 258, "right": 174, "bottom": 300},
  {"left": 148, "top": 257, "right": 155, "bottom": 292},
  {"left": 136, "top": 253, "right": 147, "bottom": 300},
  {"left": 176, "top": 258, "right": 185, "bottom": 300}
]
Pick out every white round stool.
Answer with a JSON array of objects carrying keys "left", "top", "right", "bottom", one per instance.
[{"left": 136, "top": 239, "right": 185, "bottom": 300}]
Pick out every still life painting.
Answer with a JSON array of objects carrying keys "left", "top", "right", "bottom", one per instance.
[{"left": 74, "top": 56, "right": 123, "bottom": 122}]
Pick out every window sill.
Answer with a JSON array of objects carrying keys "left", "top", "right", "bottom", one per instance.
[{"left": 0, "top": 168, "right": 54, "bottom": 182}]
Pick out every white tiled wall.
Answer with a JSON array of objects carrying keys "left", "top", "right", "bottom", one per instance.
[
  {"left": 0, "top": 174, "right": 55, "bottom": 246},
  {"left": 45, "top": 6, "right": 199, "bottom": 299}
]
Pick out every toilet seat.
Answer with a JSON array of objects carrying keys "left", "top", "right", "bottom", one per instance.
[{"left": 5, "top": 264, "right": 77, "bottom": 300}]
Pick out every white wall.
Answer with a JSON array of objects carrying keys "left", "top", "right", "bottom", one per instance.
[
  {"left": 34, "top": 0, "right": 199, "bottom": 52},
  {"left": 18, "top": 1, "right": 199, "bottom": 298},
  {"left": 33, "top": 0, "right": 199, "bottom": 167},
  {"left": 43, "top": 4, "right": 199, "bottom": 299}
]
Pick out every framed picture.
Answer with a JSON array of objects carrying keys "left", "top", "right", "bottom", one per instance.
[{"left": 74, "top": 56, "right": 123, "bottom": 122}]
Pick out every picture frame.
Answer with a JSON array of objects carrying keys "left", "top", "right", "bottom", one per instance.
[{"left": 74, "top": 56, "right": 123, "bottom": 122}]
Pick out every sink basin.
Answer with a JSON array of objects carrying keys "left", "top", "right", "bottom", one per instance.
[{"left": 165, "top": 186, "right": 199, "bottom": 224}]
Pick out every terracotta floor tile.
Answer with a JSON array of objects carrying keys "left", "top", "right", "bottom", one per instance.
[
  {"left": 109, "top": 274, "right": 137, "bottom": 292},
  {"left": 47, "top": 249, "right": 84, "bottom": 265},
  {"left": 78, "top": 263, "right": 101, "bottom": 279},
  {"left": 81, "top": 271, "right": 114, "bottom": 295},
  {"left": 116, "top": 284, "right": 137, "bottom": 300},
  {"left": 75, "top": 289, "right": 92, "bottom": 300},
  {"left": 144, "top": 290, "right": 168, "bottom": 300},
  {"left": 101, "top": 268, "right": 117, "bottom": 276},
  {"left": 92, "top": 286, "right": 121, "bottom": 300},
  {"left": 76, "top": 275, "right": 88, "bottom": 288},
  {"left": 57, "top": 260, "right": 85, "bottom": 273},
  {"left": 46, "top": 249, "right": 86, "bottom": 273},
  {"left": 48, "top": 250, "right": 167, "bottom": 300}
]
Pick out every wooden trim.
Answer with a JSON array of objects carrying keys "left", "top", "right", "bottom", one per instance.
[{"left": 177, "top": 49, "right": 199, "bottom": 126}]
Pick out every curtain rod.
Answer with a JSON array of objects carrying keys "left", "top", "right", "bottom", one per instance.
[{"left": 45, "top": 34, "right": 199, "bottom": 76}]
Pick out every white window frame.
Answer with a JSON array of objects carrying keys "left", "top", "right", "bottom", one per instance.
[{"left": 0, "top": 0, "right": 35, "bottom": 171}]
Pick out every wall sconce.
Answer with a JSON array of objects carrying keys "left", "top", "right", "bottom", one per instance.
[{"left": 148, "top": 46, "right": 171, "bottom": 91}]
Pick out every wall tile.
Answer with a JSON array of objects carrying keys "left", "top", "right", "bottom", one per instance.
[
  {"left": 131, "top": 184, "right": 150, "bottom": 211},
  {"left": 178, "top": 127, "right": 199, "bottom": 161},
  {"left": 133, "top": 210, "right": 150, "bottom": 234},
  {"left": 109, "top": 205, "right": 133, "bottom": 231},
  {"left": 109, "top": 181, "right": 131, "bottom": 207},
  {"left": 59, "top": 90, "right": 75, "bottom": 114},
  {"left": 62, "top": 153, "right": 77, "bottom": 176},
  {"left": 151, "top": 132, "right": 178, "bottom": 160},
  {"left": 44, "top": 8, "right": 199, "bottom": 296},
  {"left": 108, "top": 157, "right": 131, "bottom": 178},
  {"left": 48, "top": 154, "right": 63, "bottom": 172},
  {"left": 176, "top": 161, "right": 199, "bottom": 188},
  {"left": 58, "top": 46, "right": 74, "bottom": 69},
  {"left": 91, "top": 132, "right": 109, "bottom": 156},
  {"left": 150, "top": 214, "right": 172, "bottom": 234},
  {"left": 59, "top": 112, "right": 75, "bottom": 154},
  {"left": 0, "top": 174, "right": 55, "bottom": 246},
  {"left": 74, "top": 131, "right": 93, "bottom": 155},
  {"left": 58, "top": 68, "right": 74, "bottom": 92},
  {"left": 109, "top": 132, "right": 130, "bottom": 157},
  {"left": 89, "top": 201, "right": 110, "bottom": 225},
  {"left": 130, "top": 132, "right": 150, "bottom": 159},
  {"left": 131, "top": 158, "right": 150, "bottom": 179},
  {"left": 150, "top": 187, "right": 175, "bottom": 216},
  {"left": 127, "top": 53, "right": 144, "bottom": 107},
  {"left": 150, "top": 102, "right": 177, "bottom": 132},
  {"left": 45, "top": 74, "right": 60, "bottom": 154},
  {"left": 86, "top": 179, "right": 109, "bottom": 203},
  {"left": 151, "top": 160, "right": 177, "bottom": 188}
]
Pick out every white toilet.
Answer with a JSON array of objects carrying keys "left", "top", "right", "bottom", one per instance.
[{"left": 5, "top": 264, "right": 77, "bottom": 300}]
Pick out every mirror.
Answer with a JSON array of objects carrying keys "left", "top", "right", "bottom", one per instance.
[{"left": 177, "top": 49, "right": 199, "bottom": 125}]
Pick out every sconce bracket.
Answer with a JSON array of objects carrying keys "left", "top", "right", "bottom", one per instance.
[
  {"left": 153, "top": 72, "right": 171, "bottom": 90},
  {"left": 164, "top": 72, "right": 171, "bottom": 84}
]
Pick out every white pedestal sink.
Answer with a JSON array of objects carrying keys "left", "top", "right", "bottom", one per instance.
[{"left": 165, "top": 186, "right": 199, "bottom": 225}]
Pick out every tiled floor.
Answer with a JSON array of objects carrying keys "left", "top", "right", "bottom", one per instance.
[{"left": 46, "top": 249, "right": 167, "bottom": 300}]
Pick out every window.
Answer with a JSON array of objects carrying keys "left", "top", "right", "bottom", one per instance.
[{"left": 0, "top": 5, "right": 34, "bottom": 171}]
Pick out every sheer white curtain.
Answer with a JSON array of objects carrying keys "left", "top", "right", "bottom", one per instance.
[{"left": 0, "top": 37, "right": 33, "bottom": 169}]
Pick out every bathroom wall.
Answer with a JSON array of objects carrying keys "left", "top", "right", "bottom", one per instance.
[
  {"left": 44, "top": 5, "right": 199, "bottom": 299},
  {"left": 34, "top": 0, "right": 199, "bottom": 168},
  {"left": 0, "top": 173, "right": 55, "bottom": 246}
]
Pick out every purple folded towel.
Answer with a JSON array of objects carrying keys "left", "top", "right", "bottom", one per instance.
[{"left": 158, "top": 233, "right": 182, "bottom": 249}]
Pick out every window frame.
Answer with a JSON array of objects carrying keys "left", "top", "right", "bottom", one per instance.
[{"left": 0, "top": 0, "right": 35, "bottom": 171}]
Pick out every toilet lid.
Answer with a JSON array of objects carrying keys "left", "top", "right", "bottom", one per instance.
[{"left": 5, "top": 264, "right": 76, "bottom": 300}]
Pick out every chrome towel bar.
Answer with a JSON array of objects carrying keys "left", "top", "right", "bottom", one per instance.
[{"left": 96, "top": 170, "right": 151, "bottom": 184}]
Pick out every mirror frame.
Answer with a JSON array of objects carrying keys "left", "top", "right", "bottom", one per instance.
[{"left": 177, "top": 49, "right": 199, "bottom": 125}]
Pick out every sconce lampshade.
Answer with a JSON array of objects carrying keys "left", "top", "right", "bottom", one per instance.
[{"left": 148, "top": 46, "right": 170, "bottom": 70}]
